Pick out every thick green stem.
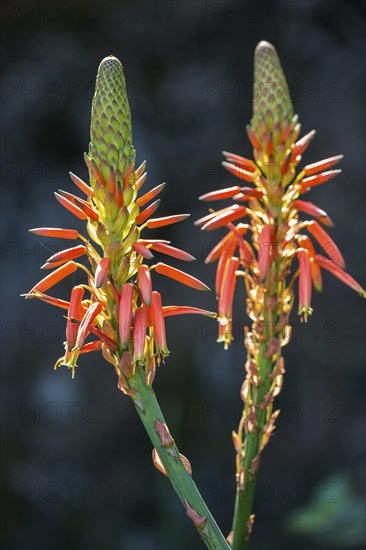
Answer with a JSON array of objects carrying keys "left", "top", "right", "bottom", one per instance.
[
  {"left": 231, "top": 345, "right": 274, "bottom": 549},
  {"left": 128, "top": 366, "right": 230, "bottom": 550},
  {"left": 231, "top": 260, "right": 280, "bottom": 550}
]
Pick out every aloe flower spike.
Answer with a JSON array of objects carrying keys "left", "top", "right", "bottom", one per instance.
[
  {"left": 26, "top": 54, "right": 229, "bottom": 549},
  {"left": 198, "top": 40, "right": 365, "bottom": 548}
]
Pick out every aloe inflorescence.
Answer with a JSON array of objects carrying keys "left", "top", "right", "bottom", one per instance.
[
  {"left": 26, "top": 56, "right": 233, "bottom": 549},
  {"left": 198, "top": 41, "right": 365, "bottom": 548},
  {"left": 27, "top": 56, "right": 214, "bottom": 382}
]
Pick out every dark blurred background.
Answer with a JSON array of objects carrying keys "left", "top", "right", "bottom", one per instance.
[{"left": 1, "top": 1, "right": 365, "bottom": 549}]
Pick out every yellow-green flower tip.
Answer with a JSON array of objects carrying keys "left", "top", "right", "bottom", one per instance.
[
  {"left": 90, "top": 55, "right": 134, "bottom": 177},
  {"left": 253, "top": 41, "right": 293, "bottom": 124}
]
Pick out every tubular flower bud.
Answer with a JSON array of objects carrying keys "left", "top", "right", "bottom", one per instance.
[
  {"left": 94, "top": 257, "right": 111, "bottom": 288},
  {"left": 297, "top": 249, "right": 312, "bottom": 321},
  {"left": 76, "top": 302, "right": 103, "bottom": 350},
  {"left": 42, "top": 245, "right": 86, "bottom": 269},
  {"left": 29, "top": 227, "right": 79, "bottom": 239},
  {"left": 26, "top": 55, "right": 210, "bottom": 379},
  {"left": 119, "top": 283, "right": 134, "bottom": 348},
  {"left": 150, "top": 291, "right": 169, "bottom": 360},
  {"left": 138, "top": 265, "right": 152, "bottom": 306},
  {"left": 133, "top": 307, "right": 148, "bottom": 364}
]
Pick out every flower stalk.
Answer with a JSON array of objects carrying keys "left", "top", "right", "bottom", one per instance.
[
  {"left": 27, "top": 55, "right": 228, "bottom": 549},
  {"left": 128, "top": 365, "right": 230, "bottom": 549},
  {"left": 199, "top": 41, "right": 365, "bottom": 548}
]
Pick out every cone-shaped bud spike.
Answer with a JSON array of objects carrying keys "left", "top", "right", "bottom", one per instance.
[
  {"left": 252, "top": 41, "right": 293, "bottom": 128},
  {"left": 90, "top": 56, "right": 134, "bottom": 185}
]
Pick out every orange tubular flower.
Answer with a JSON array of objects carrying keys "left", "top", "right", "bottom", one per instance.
[
  {"left": 29, "top": 228, "right": 79, "bottom": 239},
  {"left": 297, "top": 249, "right": 312, "bottom": 321},
  {"left": 217, "top": 257, "right": 240, "bottom": 348},
  {"left": 133, "top": 307, "right": 148, "bottom": 364},
  {"left": 76, "top": 302, "right": 103, "bottom": 350},
  {"left": 198, "top": 41, "right": 365, "bottom": 548},
  {"left": 150, "top": 291, "right": 168, "bottom": 358},
  {"left": 155, "top": 262, "right": 210, "bottom": 291},
  {"left": 66, "top": 286, "right": 85, "bottom": 351},
  {"left": 41, "top": 245, "right": 86, "bottom": 269},
  {"left": 119, "top": 283, "right": 134, "bottom": 349},
  {"left": 26, "top": 55, "right": 212, "bottom": 382},
  {"left": 138, "top": 265, "right": 152, "bottom": 306}
]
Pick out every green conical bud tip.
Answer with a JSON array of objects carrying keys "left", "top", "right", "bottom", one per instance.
[
  {"left": 90, "top": 56, "right": 134, "bottom": 176},
  {"left": 253, "top": 41, "right": 293, "bottom": 122}
]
